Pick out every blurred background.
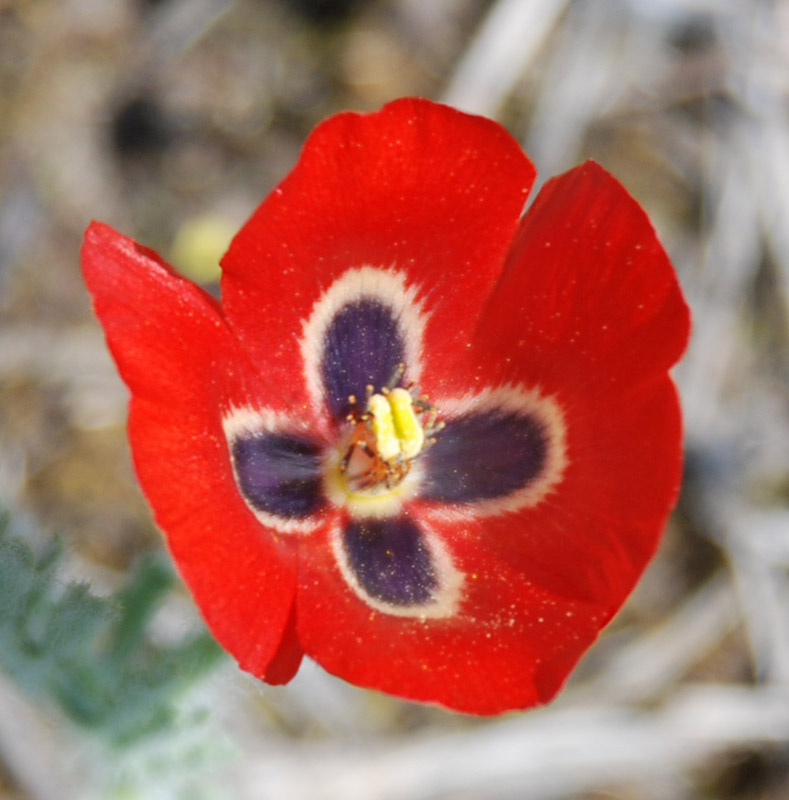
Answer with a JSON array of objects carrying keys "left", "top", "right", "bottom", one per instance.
[{"left": 1, "top": 0, "right": 788, "bottom": 798}]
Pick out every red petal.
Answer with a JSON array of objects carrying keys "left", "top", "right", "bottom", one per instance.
[
  {"left": 221, "top": 98, "right": 536, "bottom": 403},
  {"left": 262, "top": 602, "right": 303, "bottom": 685},
  {"left": 297, "top": 376, "right": 680, "bottom": 714},
  {"left": 292, "top": 163, "right": 690, "bottom": 714},
  {"left": 467, "top": 376, "right": 683, "bottom": 608},
  {"left": 296, "top": 513, "right": 607, "bottom": 715},
  {"left": 475, "top": 161, "right": 690, "bottom": 395},
  {"left": 82, "top": 221, "right": 302, "bottom": 681},
  {"left": 456, "top": 162, "right": 687, "bottom": 609}
]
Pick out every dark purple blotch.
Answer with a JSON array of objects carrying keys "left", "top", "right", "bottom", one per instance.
[
  {"left": 343, "top": 516, "right": 437, "bottom": 606},
  {"left": 231, "top": 431, "right": 325, "bottom": 519},
  {"left": 320, "top": 298, "right": 405, "bottom": 421},
  {"left": 420, "top": 408, "right": 549, "bottom": 504}
]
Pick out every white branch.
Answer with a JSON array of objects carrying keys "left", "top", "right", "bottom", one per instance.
[
  {"left": 232, "top": 685, "right": 789, "bottom": 800},
  {"left": 441, "top": 0, "right": 569, "bottom": 116}
]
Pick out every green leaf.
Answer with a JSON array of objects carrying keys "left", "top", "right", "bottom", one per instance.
[{"left": 0, "top": 507, "right": 224, "bottom": 747}]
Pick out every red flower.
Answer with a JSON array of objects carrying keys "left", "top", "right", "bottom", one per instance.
[{"left": 82, "top": 98, "right": 689, "bottom": 715}]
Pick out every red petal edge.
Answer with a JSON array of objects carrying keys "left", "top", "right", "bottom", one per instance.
[
  {"left": 81, "top": 221, "right": 302, "bottom": 681},
  {"left": 474, "top": 160, "right": 690, "bottom": 394},
  {"left": 221, "top": 97, "right": 537, "bottom": 403}
]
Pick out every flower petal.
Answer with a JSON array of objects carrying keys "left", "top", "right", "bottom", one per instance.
[
  {"left": 81, "top": 221, "right": 302, "bottom": 681},
  {"left": 453, "top": 376, "right": 684, "bottom": 609},
  {"left": 321, "top": 299, "right": 404, "bottom": 419},
  {"left": 263, "top": 602, "right": 303, "bottom": 685},
  {"left": 297, "top": 508, "right": 607, "bottom": 714},
  {"left": 475, "top": 161, "right": 690, "bottom": 394},
  {"left": 223, "top": 408, "right": 327, "bottom": 531},
  {"left": 340, "top": 516, "right": 438, "bottom": 607},
  {"left": 231, "top": 431, "right": 323, "bottom": 517},
  {"left": 420, "top": 386, "right": 566, "bottom": 512},
  {"left": 300, "top": 269, "right": 424, "bottom": 421},
  {"left": 454, "top": 162, "right": 688, "bottom": 608},
  {"left": 221, "top": 98, "right": 536, "bottom": 410},
  {"left": 424, "top": 411, "right": 545, "bottom": 501}
]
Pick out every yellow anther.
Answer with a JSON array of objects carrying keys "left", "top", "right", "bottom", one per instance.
[
  {"left": 388, "top": 387, "right": 425, "bottom": 460},
  {"left": 336, "top": 384, "right": 438, "bottom": 504},
  {"left": 368, "top": 394, "right": 400, "bottom": 461},
  {"left": 367, "top": 389, "right": 426, "bottom": 463}
]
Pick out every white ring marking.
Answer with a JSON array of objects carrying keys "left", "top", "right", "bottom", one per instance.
[{"left": 300, "top": 267, "right": 428, "bottom": 417}]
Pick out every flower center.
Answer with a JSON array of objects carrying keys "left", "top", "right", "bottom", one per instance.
[{"left": 340, "top": 386, "right": 440, "bottom": 497}]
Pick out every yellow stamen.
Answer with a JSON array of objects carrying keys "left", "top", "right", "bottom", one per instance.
[
  {"left": 388, "top": 387, "right": 425, "bottom": 459},
  {"left": 368, "top": 394, "right": 400, "bottom": 461},
  {"left": 336, "top": 384, "right": 439, "bottom": 506}
]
